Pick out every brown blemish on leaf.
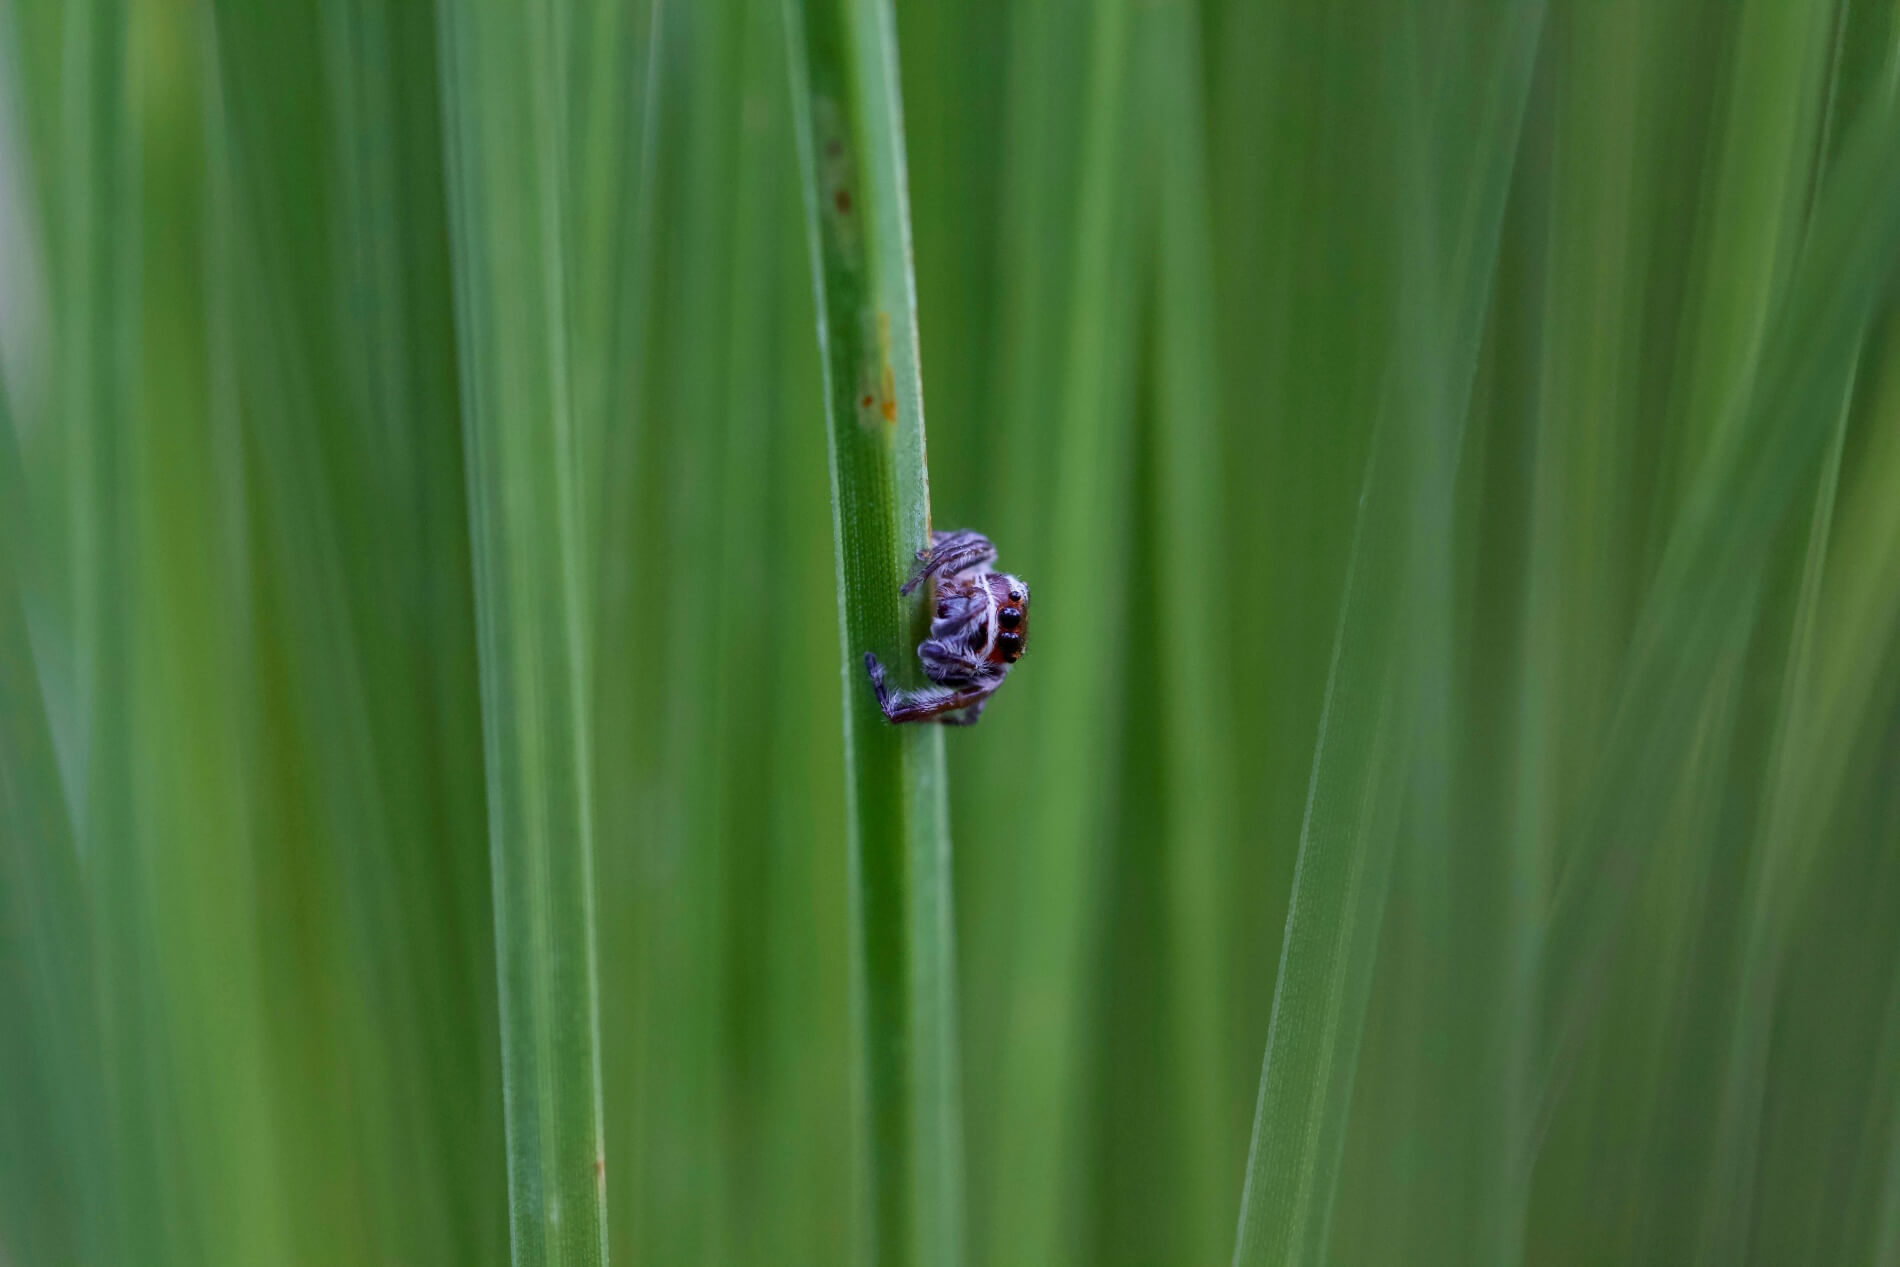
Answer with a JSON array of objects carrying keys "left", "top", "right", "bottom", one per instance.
[
  {"left": 877, "top": 312, "right": 898, "bottom": 423},
  {"left": 835, "top": 188, "right": 852, "bottom": 214}
]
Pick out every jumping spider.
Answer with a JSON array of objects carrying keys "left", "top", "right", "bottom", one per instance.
[{"left": 864, "top": 529, "right": 1030, "bottom": 726}]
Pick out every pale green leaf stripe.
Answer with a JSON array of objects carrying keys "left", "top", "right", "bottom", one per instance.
[
  {"left": 782, "top": 0, "right": 964, "bottom": 1263},
  {"left": 436, "top": 2, "right": 610, "bottom": 1263}
]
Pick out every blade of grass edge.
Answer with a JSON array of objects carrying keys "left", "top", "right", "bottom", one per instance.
[
  {"left": 435, "top": 3, "right": 610, "bottom": 1263},
  {"left": 782, "top": 1, "right": 964, "bottom": 1263}
]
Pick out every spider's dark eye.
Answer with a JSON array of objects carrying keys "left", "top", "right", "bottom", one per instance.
[
  {"left": 998, "top": 606, "right": 1022, "bottom": 629},
  {"left": 1008, "top": 588, "right": 1024, "bottom": 603},
  {"left": 997, "top": 630, "right": 1024, "bottom": 660}
]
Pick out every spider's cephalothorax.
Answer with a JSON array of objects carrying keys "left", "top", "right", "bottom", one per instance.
[{"left": 864, "top": 529, "right": 1030, "bottom": 726}]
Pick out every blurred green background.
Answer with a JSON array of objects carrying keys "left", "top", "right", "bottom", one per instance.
[{"left": 6, "top": 0, "right": 1900, "bottom": 1265}]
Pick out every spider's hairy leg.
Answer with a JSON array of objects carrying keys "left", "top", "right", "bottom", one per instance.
[
  {"left": 899, "top": 529, "right": 997, "bottom": 595},
  {"left": 863, "top": 652, "right": 997, "bottom": 724},
  {"left": 918, "top": 637, "right": 986, "bottom": 681}
]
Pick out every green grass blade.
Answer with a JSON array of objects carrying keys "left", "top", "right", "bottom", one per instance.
[
  {"left": 1228, "top": 407, "right": 1412, "bottom": 1267},
  {"left": 1689, "top": 41, "right": 1900, "bottom": 1260},
  {"left": 1535, "top": 80, "right": 1900, "bottom": 1152},
  {"left": 1147, "top": 2, "right": 1237, "bottom": 1257},
  {"left": 1651, "top": 0, "right": 1834, "bottom": 496},
  {"left": 985, "top": 3, "right": 1142, "bottom": 1262},
  {"left": 1230, "top": 9, "right": 1545, "bottom": 1263},
  {"left": 946, "top": 6, "right": 1092, "bottom": 1257},
  {"left": 0, "top": 366, "right": 108, "bottom": 1267},
  {"left": 436, "top": 3, "right": 610, "bottom": 1262},
  {"left": 208, "top": 2, "right": 505, "bottom": 1259},
  {"left": 1687, "top": 372, "right": 1853, "bottom": 1266},
  {"left": 1747, "top": 314, "right": 1900, "bottom": 1265},
  {"left": 782, "top": 0, "right": 963, "bottom": 1263},
  {"left": 1496, "top": 5, "right": 1658, "bottom": 1254},
  {"left": 1873, "top": 935, "right": 1900, "bottom": 1267},
  {"left": 50, "top": 5, "right": 175, "bottom": 1261}
]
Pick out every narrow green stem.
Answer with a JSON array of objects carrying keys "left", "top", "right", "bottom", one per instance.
[{"left": 783, "top": 2, "right": 963, "bottom": 1264}]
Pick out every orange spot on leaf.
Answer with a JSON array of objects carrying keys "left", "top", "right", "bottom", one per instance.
[{"left": 878, "top": 312, "right": 898, "bottom": 424}]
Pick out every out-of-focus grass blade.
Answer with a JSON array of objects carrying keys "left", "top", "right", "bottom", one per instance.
[
  {"left": 1231, "top": 8, "right": 1545, "bottom": 1264},
  {"left": 1870, "top": 893, "right": 1900, "bottom": 1267},
  {"left": 1146, "top": 0, "right": 1237, "bottom": 1257},
  {"left": 1651, "top": 0, "right": 1833, "bottom": 496},
  {"left": 127, "top": 9, "right": 295, "bottom": 1259},
  {"left": 948, "top": 5, "right": 1090, "bottom": 1257},
  {"left": 1720, "top": 314, "right": 1900, "bottom": 1264},
  {"left": 1688, "top": 380, "right": 1852, "bottom": 1266},
  {"left": 1499, "top": 3, "right": 1657, "bottom": 1255},
  {"left": 209, "top": 2, "right": 504, "bottom": 1260},
  {"left": 985, "top": 1, "right": 1140, "bottom": 1262},
  {"left": 1204, "top": 18, "right": 1391, "bottom": 1240},
  {"left": 437, "top": 3, "right": 611, "bottom": 1262},
  {"left": 613, "top": 4, "right": 739, "bottom": 1260},
  {"left": 1692, "top": 35, "right": 1900, "bottom": 1264},
  {"left": 1229, "top": 399, "right": 1411, "bottom": 1267},
  {"left": 0, "top": 368, "right": 106, "bottom": 1267},
  {"left": 47, "top": 4, "right": 177, "bottom": 1263},
  {"left": 782, "top": 0, "right": 964, "bottom": 1262},
  {"left": 1535, "top": 82, "right": 1900, "bottom": 1154}
]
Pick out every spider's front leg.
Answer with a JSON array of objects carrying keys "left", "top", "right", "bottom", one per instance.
[
  {"left": 863, "top": 652, "right": 998, "bottom": 724},
  {"left": 899, "top": 529, "right": 997, "bottom": 596}
]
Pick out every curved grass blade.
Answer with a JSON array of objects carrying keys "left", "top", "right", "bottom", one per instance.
[
  {"left": 782, "top": 1, "right": 964, "bottom": 1263},
  {"left": 1694, "top": 305, "right": 1900, "bottom": 1262},
  {"left": 1534, "top": 81, "right": 1900, "bottom": 1162},
  {"left": 436, "top": 3, "right": 610, "bottom": 1262},
  {"left": 1686, "top": 375, "right": 1852, "bottom": 1267},
  {"left": 1231, "top": 8, "right": 1546, "bottom": 1263}
]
